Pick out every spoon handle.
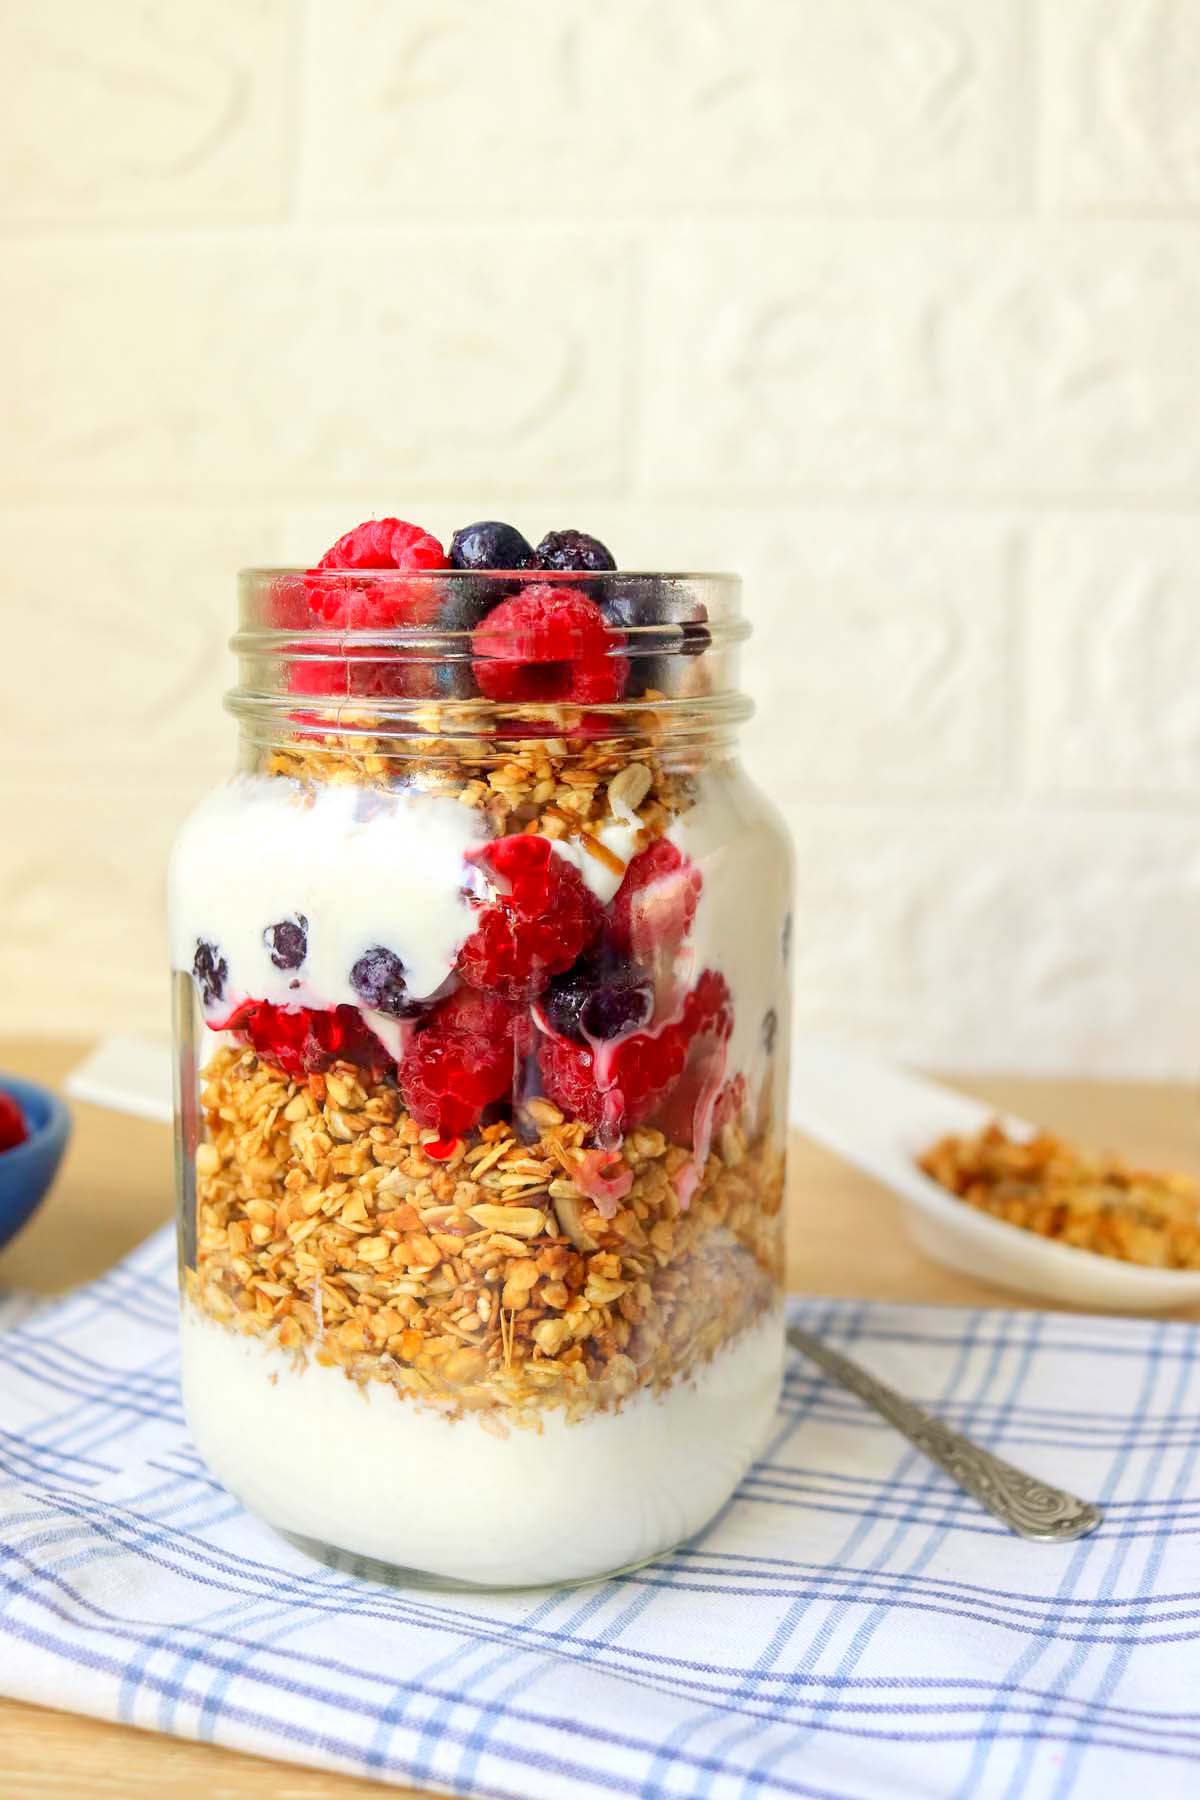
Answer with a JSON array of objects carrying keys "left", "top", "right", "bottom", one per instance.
[{"left": 786, "top": 1325, "right": 1103, "bottom": 1543}]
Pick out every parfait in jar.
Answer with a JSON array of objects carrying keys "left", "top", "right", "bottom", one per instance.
[{"left": 170, "top": 516, "right": 792, "bottom": 1587}]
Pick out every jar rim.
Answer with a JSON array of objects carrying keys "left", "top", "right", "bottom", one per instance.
[
  {"left": 240, "top": 567, "right": 741, "bottom": 583},
  {"left": 229, "top": 566, "right": 752, "bottom": 750}
]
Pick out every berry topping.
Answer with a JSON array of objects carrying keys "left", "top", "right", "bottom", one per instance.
[
  {"left": 543, "top": 945, "right": 653, "bottom": 1043},
  {"left": 227, "top": 1002, "right": 386, "bottom": 1081},
  {"left": 607, "top": 839, "right": 701, "bottom": 961},
  {"left": 264, "top": 915, "right": 308, "bottom": 972},
  {"left": 316, "top": 517, "right": 448, "bottom": 576},
  {"left": 307, "top": 517, "right": 448, "bottom": 630},
  {"left": 400, "top": 987, "right": 531, "bottom": 1137},
  {"left": 762, "top": 1007, "right": 778, "bottom": 1055},
  {"left": 534, "top": 529, "right": 617, "bottom": 573},
  {"left": 539, "top": 968, "right": 732, "bottom": 1135},
  {"left": 600, "top": 580, "right": 711, "bottom": 695},
  {"left": 349, "top": 946, "right": 426, "bottom": 1019},
  {"left": 449, "top": 520, "right": 535, "bottom": 571},
  {"left": 0, "top": 1091, "right": 29, "bottom": 1153},
  {"left": 472, "top": 585, "right": 627, "bottom": 704},
  {"left": 192, "top": 940, "right": 228, "bottom": 1010},
  {"left": 457, "top": 833, "right": 603, "bottom": 1001}
]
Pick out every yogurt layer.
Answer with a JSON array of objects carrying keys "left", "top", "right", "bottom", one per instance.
[
  {"left": 179, "top": 1302, "right": 783, "bottom": 1587},
  {"left": 169, "top": 773, "right": 486, "bottom": 1014}
]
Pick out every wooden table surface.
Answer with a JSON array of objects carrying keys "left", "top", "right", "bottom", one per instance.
[{"left": 3, "top": 1036, "right": 1198, "bottom": 1798}]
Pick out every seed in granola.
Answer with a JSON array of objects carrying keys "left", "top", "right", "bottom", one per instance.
[
  {"left": 467, "top": 1204, "right": 547, "bottom": 1239},
  {"left": 607, "top": 762, "right": 652, "bottom": 819}
]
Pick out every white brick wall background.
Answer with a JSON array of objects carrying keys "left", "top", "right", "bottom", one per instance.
[{"left": 2, "top": 0, "right": 1200, "bottom": 1078}]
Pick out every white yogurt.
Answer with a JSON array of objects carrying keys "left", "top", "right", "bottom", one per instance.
[
  {"left": 179, "top": 1304, "right": 783, "bottom": 1587},
  {"left": 551, "top": 819, "right": 643, "bottom": 905},
  {"left": 670, "top": 766, "right": 794, "bottom": 1121},
  {"left": 169, "top": 774, "right": 485, "bottom": 1013}
]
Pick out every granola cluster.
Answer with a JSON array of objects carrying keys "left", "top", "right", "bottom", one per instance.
[
  {"left": 919, "top": 1121, "right": 1200, "bottom": 1271},
  {"left": 187, "top": 1044, "right": 784, "bottom": 1425}
]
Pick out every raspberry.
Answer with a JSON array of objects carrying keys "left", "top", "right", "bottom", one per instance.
[
  {"left": 538, "top": 968, "right": 731, "bottom": 1135},
  {"left": 472, "top": 585, "right": 627, "bottom": 704},
  {"left": 400, "top": 987, "right": 531, "bottom": 1136},
  {"left": 306, "top": 517, "right": 448, "bottom": 631},
  {"left": 457, "top": 834, "right": 603, "bottom": 1001},
  {"left": 0, "top": 1091, "right": 29, "bottom": 1153},
  {"left": 225, "top": 1002, "right": 386, "bottom": 1081},
  {"left": 607, "top": 839, "right": 701, "bottom": 960},
  {"left": 538, "top": 1020, "right": 684, "bottom": 1133},
  {"left": 316, "top": 517, "right": 448, "bottom": 578},
  {"left": 287, "top": 640, "right": 437, "bottom": 704}
]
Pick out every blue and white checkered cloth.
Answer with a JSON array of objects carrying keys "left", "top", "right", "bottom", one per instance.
[{"left": 1, "top": 1225, "right": 1199, "bottom": 1800}]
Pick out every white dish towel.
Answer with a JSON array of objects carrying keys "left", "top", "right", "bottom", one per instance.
[{"left": 2, "top": 1226, "right": 1200, "bottom": 1799}]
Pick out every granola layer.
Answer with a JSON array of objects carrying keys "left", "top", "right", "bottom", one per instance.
[{"left": 186, "top": 1043, "right": 784, "bottom": 1425}]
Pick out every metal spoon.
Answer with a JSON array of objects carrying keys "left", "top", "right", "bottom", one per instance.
[{"left": 787, "top": 1325, "right": 1103, "bottom": 1542}]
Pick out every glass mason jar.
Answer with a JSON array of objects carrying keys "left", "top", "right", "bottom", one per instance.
[{"left": 170, "top": 567, "right": 793, "bottom": 1588}]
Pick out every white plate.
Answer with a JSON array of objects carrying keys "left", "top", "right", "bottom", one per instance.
[{"left": 789, "top": 1039, "right": 1200, "bottom": 1313}]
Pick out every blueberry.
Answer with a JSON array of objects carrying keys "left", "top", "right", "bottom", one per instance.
[
  {"left": 601, "top": 578, "right": 710, "bottom": 696},
  {"left": 449, "top": 520, "right": 535, "bottom": 571},
  {"left": 438, "top": 577, "right": 505, "bottom": 635},
  {"left": 192, "top": 939, "right": 227, "bottom": 1009},
  {"left": 264, "top": 914, "right": 308, "bottom": 971},
  {"left": 582, "top": 982, "right": 654, "bottom": 1041},
  {"left": 534, "top": 529, "right": 617, "bottom": 574},
  {"left": 544, "top": 945, "right": 653, "bottom": 1043},
  {"left": 762, "top": 1008, "right": 778, "bottom": 1055},
  {"left": 350, "top": 946, "right": 425, "bottom": 1018},
  {"left": 430, "top": 576, "right": 497, "bottom": 698}
]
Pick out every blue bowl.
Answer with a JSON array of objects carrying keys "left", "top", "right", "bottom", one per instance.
[{"left": 0, "top": 1074, "right": 72, "bottom": 1253}]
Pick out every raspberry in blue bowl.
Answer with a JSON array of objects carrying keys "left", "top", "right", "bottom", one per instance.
[{"left": 0, "top": 1075, "right": 71, "bottom": 1254}]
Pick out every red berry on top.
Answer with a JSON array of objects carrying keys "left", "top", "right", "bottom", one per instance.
[
  {"left": 317, "top": 517, "right": 448, "bottom": 576},
  {"left": 471, "top": 584, "right": 627, "bottom": 704},
  {"left": 607, "top": 839, "right": 701, "bottom": 961},
  {"left": 307, "top": 517, "right": 448, "bottom": 630},
  {"left": 0, "top": 1091, "right": 29, "bottom": 1153},
  {"left": 399, "top": 987, "right": 531, "bottom": 1137},
  {"left": 457, "top": 833, "right": 603, "bottom": 1001}
]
